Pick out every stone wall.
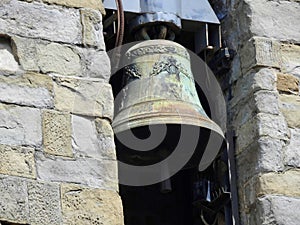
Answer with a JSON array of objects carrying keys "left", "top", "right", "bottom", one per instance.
[
  {"left": 212, "top": 0, "right": 300, "bottom": 224},
  {"left": 0, "top": 0, "right": 123, "bottom": 224}
]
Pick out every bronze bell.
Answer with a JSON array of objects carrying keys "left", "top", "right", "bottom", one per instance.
[{"left": 113, "top": 40, "right": 225, "bottom": 171}]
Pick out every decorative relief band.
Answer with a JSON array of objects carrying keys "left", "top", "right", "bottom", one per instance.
[{"left": 126, "top": 45, "right": 190, "bottom": 60}]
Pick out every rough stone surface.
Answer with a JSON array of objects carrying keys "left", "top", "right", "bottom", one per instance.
[
  {"left": 0, "top": 73, "right": 53, "bottom": 108},
  {"left": 61, "top": 184, "right": 124, "bottom": 225},
  {"left": 28, "top": 181, "right": 62, "bottom": 225},
  {"left": 249, "top": 0, "right": 300, "bottom": 43},
  {"left": 254, "top": 196, "right": 300, "bottom": 225},
  {"left": 0, "top": 176, "right": 29, "bottom": 223},
  {"left": 257, "top": 170, "right": 300, "bottom": 197},
  {"left": 277, "top": 73, "right": 299, "bottom": 94},
  {"left": 43, "top": 110, "right": 73, "bottom": 157},
  {"left": 72, "top": 115, "right": 116, "bottom": 160},
  {"left": 284, "top": 128, "right": 300, "bottom": 167},
  {"left": 35, "top": 152, "right": 118, "bottom": 190},
  {"left": 257, "top": 113, "right": 289, "bottom": 141},
  {"left": 231, "top": 68, "right": 277, "bottom": 107},
  {"left": 236, "top": 137, "right": 285, "bottom": 183},
  {"left": 0, "top": 145, "right": 36, "bottom": 179},
  {"left": 53, "top": 76, "right": 114, "bottom": 119},
  {"left": 253, "top": 91, "right": 279, "bottom": 115},
  {"left": 281, "top": 43, "right": 300, "bottom": 78},
  {"left": 79, "top": 47, "right": 111, "bottom": 80},
  {"left": 0, "top": 104, "right": 42, "bottom": 146},
  {"left": 81, "top": 9, "right": 105, "bottom": 49},
  {"left": 279, "top": 94, "right": 300, "bottom": 128},
  {"left": 240, "top": 37, "right": 281, "bottom": 73},
  {"left": 37, "top": 43, "right": 82, "bottom": 76},
  {"left": 26, "top": 0, "right": 106, "bottom": 14},
  {"left": 0, "top": 49, "right": 19, "bottom": 73},
  {"left": 0, "top": 0, "right": 82, "bottom": 44}
]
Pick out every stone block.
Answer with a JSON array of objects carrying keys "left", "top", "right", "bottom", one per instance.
[
  {"left": 236, "top": 137, "right": 285, "bottom": 183},
  {"left": 279, "top": 94, "right": 300, "bottom": 128},
  {"left": 0, "top": 145, "right": 36, "bottom": 179},
  {"left": 0, "top": 49, "right": 19, "bottom": 73},
  {"left": 281, "top": 43, "right": 300, "bottom": 78},
  {"left": 249, "top": 0, "right": 300, "bottom": 43},
  {"left": 35, "top": 152, "right": 118, "bottom": 190},
  {"left": 53, "top": 76, "right": 114, "bottom": 119},
  {"left": 235, "top": 116, "right": 258, "bottom": 153},
  {"left": 0, "top": 72, "right": 53, "bottom": 108},
  {"left": 0, "top": 176, "right": 29, "bottom": 224},
  {"left": 12, "top": 36, "right": 39, "bottom": 71},
  {"left": 78, "top": 48, "right": 111, "bottom": 80},
  {"left": 43, "top": 110, "right": 73, "bottom": 157},
  {"left": 240, "top": 37, "right": 281, "bottom": 73},
  {"left": 12, "top": 36, "right": 82, "bottom": 76},
  {"left": 0, "top": 0, "right": 82, "bottom": 44},
  {"left": 38, "top": 0, "right": 105, "bottom": 14},
  {"left": 230, "top": 68, "right": 277, "bottom": 107},
  {"left": 37, "top": 43, "right": 82, "bottom": 76},
  {"left": 257, "top": 170, "right": 300, "bottom": 197},
  {"left": 81, "top": 9, "right": 105, "bottom": 49},
  {"left": 28, "top": 181, "right": 62, "bottom": 225},
  {"left": 0, "top": 104, "right": 42, "bottom": 146},
  {"left": 284, "top": 128, "right": 300, "bottom": 167},
  {"left": 253, "top": 91, "right": 279, "bottom": 115},
  {"left": 254, "top": 196, "right": 300, "bottom": 225},
  {"left": 257, "top": 113, "right": 289, "bottom": 141},
  {"left": 61, "top": 184, "right": 123, "bottom": 225},
  {"left": 277, "top": 72, "right": 299, "bottom": 94},
  {"left": 72, "top": 115, "right": 116, "bottom": 160}
]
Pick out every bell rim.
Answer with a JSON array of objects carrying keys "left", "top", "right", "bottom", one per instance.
[{"left": 112, "top": 112, "right": 225, "bottom": 139}]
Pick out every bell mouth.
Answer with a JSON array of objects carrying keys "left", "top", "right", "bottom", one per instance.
[
  {"left": 112, "top": 99, "right": 224, "bottom": 139},
  {"left": 115, "top": 123, "right": 225, "bottom": 172}
]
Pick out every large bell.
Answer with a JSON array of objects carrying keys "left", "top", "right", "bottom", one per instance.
[{"left": 113, "top": 40, "right": 225, "bottom": 172}]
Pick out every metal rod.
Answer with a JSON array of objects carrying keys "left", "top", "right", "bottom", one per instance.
[{"left": 227, "top": 130, "right": 240, "bottom": 225}]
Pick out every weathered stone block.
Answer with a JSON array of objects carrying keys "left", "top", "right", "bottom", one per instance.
[
  {"left": 249, "top": 0, "right": 300, "bottom": 43},
  {"left": 12, "top": 36, "right": 39, "bottom": 71},
  {"left": 231, "top": 68, "right": 277, "bottom": 107},
  {"left": 43, "top": 110, "right": 73, "bottom": 157},
  {"left": 35, "top": 0, "right": 105, "bottom": 14},
  {"left": 0, "top": 49, "right": 19, "bottom": 73},
  {"left": 0, "top": 73, "right": 53, "bottom": 108},
  {"left": 236, "top": 116, "right": 258, "bottom": 153},
  {"left": 35, "top": 152, "right": 118, "bottom": 190},
  {"left": 257, "top": 170, "right": 300, "bottom": 197},
  {"left": 0, "top": 0, "right": 82, "bottom": 44},
  {"left": 72, "top": 115, "right": 116, "bottom": 160},
  {"left": 28, "top": 181, "right": 62, "bottom": 225},
  {"left": 284, "top": 128, "right": 300, "bottom": 167},
  {"left": 12, "top": 36, "right": 82, "bottom": 75},
  {"left": 37, "top": 43, "right": 81, "bottom": 76},
  {"left": 254, "top": 196, "right": 300, "bottom": 225},
  {"left": 54, "top": 76, "right": 114, "bottom": 118},
  {"left": 0, "top": 145, "right": 36, "bottom": 179},
  {"left": 281, "top": 43, "right": 300, "bottom": 78},
  {"left": 279, "top": 94, "right": 300, "bottom": 128},
  {"left": 257, "top": 113, "right": 289, "bottom": 141},
  {"left": 0, "top": 176, "right": 29, "bottom": 223},
  {"left": 61, "top": 184, "right": 123, "bottom": 225},
  {"left": 254, "top": 91, "right": 279, "bottom": 115},
  {"left": 0, "top": 104, "right": 42, "bottom": 146},
  {"left": 78, "top": 48, "right": 111, "bottom": 80},
  {"left": 240, "top": 37, "right": 281, "bottom": 73},
  {"left": 81, "top": 9, "right": 105, "bottom": 49},
  {"left": 236, "top": 137, "right": 285, "bottom": 183},
  {"left": 277, "top": 72, "right": 299, "bottom": 94}
]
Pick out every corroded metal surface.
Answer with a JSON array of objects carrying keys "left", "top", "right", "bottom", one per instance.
[{"left": 113, "top": 40, "right": 224, "bottom": 138}]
